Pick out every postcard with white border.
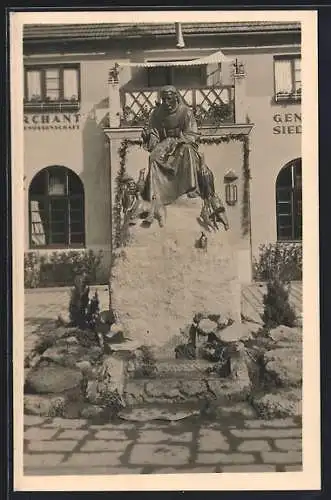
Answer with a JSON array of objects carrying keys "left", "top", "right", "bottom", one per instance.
[{"left": 11, "top": 9, "right": 320, "bottom": 492}]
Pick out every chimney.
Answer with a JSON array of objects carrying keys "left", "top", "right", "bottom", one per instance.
[{"left": 175, "top": 23, "right": 185, "bottom": 49}]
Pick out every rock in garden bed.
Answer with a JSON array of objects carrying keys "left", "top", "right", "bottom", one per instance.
[
  {"left": 262, "top": 346, "right": 302, "bottom": 388},
  {"left": 250, "top": 388, "right": 302, "bottom": 419},
  {"left": 41, "top": 338, "right": 103, "bottom": 368},
  {"left": 268, "top": 325, "right": 302, "bottom": 347},
  {"left": 25, "top": 360, "right": 83, "bottom": 394},
  {"left": 24, "top": 394, "right": 68, "bottom": 417},
  {"left": 216, "top": 321, "right": 257, "bottom": 343}
]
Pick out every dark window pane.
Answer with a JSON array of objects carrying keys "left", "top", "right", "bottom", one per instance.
[
  {"left": 278, "top": 226, "right": 293, "bottom": 239},
  {"left": 51, "top": 211, "right": 66, "bottom": 223},
  {"left": 173, "top": 67, "right": 205, "bottom": 87},
  {"left": 68, "top": 174, "right": 83, "bottom": 195},
  {"left": 147, "top": 67, "right": 172, "bottom": 87},
  {"left": 50, "top": 198, "right": 67, "bottom": 210},
  {"left": 69, "top": 197, "right": 84, "bottom": 209},
  {"left": 51, "top": 233, "right": 67, "bottom": 245},
  {"left": 277, "top": 166, "right": 292, "bottom": 187},
  {"left": 51, "top": 221, "right": 66, "bottom": 233},
  {"left": 70, "top": 233, "right": 84, "bottom": 244},
  {"left": 277, "top": 207, "right": 292, "bottom": 217},
  {"left": 30, "top": 172, "right": 47, "bottom": 195},
  {"left": 278, "top": 218, "right": 292, "bottom": 230},
  {"left": 70, "top": 209, "right": 83, "bottom": 222},
  {"left": 276, "top": 188, "right": 291, "bottom": 202},
  {"left": 70, "top": 221, "right": 84, "bottom": 233}
]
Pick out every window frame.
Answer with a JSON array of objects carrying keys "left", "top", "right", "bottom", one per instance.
[
  {"left": 29, "top": 167, "right": 85, "bottom": 250},
  {"left": 273, "top": 54, "right": 301, "bottom": 104},
  {"left": 276, "top": 159, "right": 302, "bottom": 242},
  {"left": 24, "top": 64, "right": 81, "bottom": 113}
]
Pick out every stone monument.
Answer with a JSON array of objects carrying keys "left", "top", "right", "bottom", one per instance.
[{"left": 111, "top": 85, "right": 241, "bottom": 350}]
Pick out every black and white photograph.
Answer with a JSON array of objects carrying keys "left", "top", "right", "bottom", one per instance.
[{"left": 10, "top": 10, "right": 320, "bottom": 491}]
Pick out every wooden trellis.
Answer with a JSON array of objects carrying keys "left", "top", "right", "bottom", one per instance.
[{"left": 120, "top": 85, "right": 235, "bottom": 127}]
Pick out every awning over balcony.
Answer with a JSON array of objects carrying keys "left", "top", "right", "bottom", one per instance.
[{"left": 119, "top": 50, "right": 234, "bottom": 67}]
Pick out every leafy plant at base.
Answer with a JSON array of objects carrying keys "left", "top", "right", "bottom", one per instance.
[
  {"left": 253, "top": 242, "right": 302, "bottom": 282},
  {"left": 138, "top": 345, "right": 158, "bottom": 378},
  {"left": 262, "top": 278, "right": 297, "bottom": 330},
  {"left": 24, "top": 250, "right": 105, "bottom": 288}
]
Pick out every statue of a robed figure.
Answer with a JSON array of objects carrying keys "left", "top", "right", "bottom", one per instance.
[{"left": 121, "top": 85, "right": 229, "bottom": 232}]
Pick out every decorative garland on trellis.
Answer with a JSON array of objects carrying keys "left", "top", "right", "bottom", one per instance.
[
  {"left": 113, "top": 133, "right": 251, "bottom": 251},
  {"left": 113, "top": 138, "right": 142, "bottom": 250}
]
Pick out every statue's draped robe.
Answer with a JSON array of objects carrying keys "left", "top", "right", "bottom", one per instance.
[{"left": 142, "top": 102, "right": 201, "bottom": 205}]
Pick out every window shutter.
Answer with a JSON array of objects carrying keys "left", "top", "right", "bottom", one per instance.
[
  {"left": 274, "top": 59, "right": 292, "bottom": 94},
  {"left": 27, "top": 70, "right": 41, "bottom": 100},
  {"left": 63, "top": 68, "right": 79, "bottom": 100}
]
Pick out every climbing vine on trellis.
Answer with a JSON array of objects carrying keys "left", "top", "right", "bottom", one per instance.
[
  {"left": 113, "top": 133, "right": 251, "bottom": 252},
  {"left": 113, "top": 138, "right": 141, "bottom": 251}
]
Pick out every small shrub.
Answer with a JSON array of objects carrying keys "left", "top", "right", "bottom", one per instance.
[
  {"left": 24, "top": 252, "right": 43, "bottom": 288},
  {"left": 262, "top": 278, "right": 297, "bottom": 330},
  {"left": 68, "top": 274, "right": 101, "bottom": 330},
  {"left": 24, "top": 250, "right": 104, "bottom": 288},
  {"left": 253, "top": 242, "right": 302, "bottom": 282}
]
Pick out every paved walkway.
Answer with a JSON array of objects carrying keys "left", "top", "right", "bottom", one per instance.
[{"left": 24, "top": 415, "right": 302, "bottom": 475}]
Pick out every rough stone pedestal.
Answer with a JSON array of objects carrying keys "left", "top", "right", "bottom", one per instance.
[{"left": 111, "top": 196, "right": 241, "bottom": 347}]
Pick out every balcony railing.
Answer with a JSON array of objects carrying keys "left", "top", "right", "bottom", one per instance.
[
  {"left": 24, "top": 99, "right": 80, "bottom": 113},
  {"left": 119, "top": 86, "right": 235, "bottom": 127},
  {"left": 275, "top": 89, "right": 301, "bottom": 104}
]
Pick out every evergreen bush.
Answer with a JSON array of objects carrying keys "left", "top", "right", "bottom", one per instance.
[{"left": 262, "top": 278, "right": 297, "bottom": 329}]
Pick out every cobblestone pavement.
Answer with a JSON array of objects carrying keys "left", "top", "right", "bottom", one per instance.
[{"left": 24, "top": 415, "right": 302, "bottom": 475}]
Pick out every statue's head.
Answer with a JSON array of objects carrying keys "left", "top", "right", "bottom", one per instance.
[{"left": 160, "top": 85, "right": 180, "bottom": 113}]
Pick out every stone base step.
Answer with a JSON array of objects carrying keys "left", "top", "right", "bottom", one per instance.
[{"left": 123, "top": 374, "right": 249, "bottom": 407}]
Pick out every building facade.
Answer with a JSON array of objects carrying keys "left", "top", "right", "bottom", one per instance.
[{"left": 23, "top": 22, "right": 301, "bottom": 284}]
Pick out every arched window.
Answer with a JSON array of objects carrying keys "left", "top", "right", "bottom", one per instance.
[
  {"left": 276, "top": 158, "right": 302, "bottom": 241},
  {"left": 29, "top": 166, "right": 85, "bottom": 248}
]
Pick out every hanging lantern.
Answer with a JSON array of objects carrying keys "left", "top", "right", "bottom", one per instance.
[
  {"left": 175, "top": 23, "right": 185, "bottom": 49},
  {"left": 225, "top": 184, "right": 238, "bottom": 206},
  {"left": 224, "top": 169, "right": 238, "bottom": 206}
]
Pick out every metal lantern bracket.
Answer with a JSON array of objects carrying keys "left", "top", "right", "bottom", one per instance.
[{"left": 224, "top": 169, "right": 238, "bottom": 183}]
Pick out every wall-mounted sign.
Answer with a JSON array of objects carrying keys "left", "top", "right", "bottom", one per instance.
[
  {"left": 273, "top": 112, "right": 301, "bottom": 135},
  {"left": 24, "top": 113, "right": 80, "bottom": 131}
]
